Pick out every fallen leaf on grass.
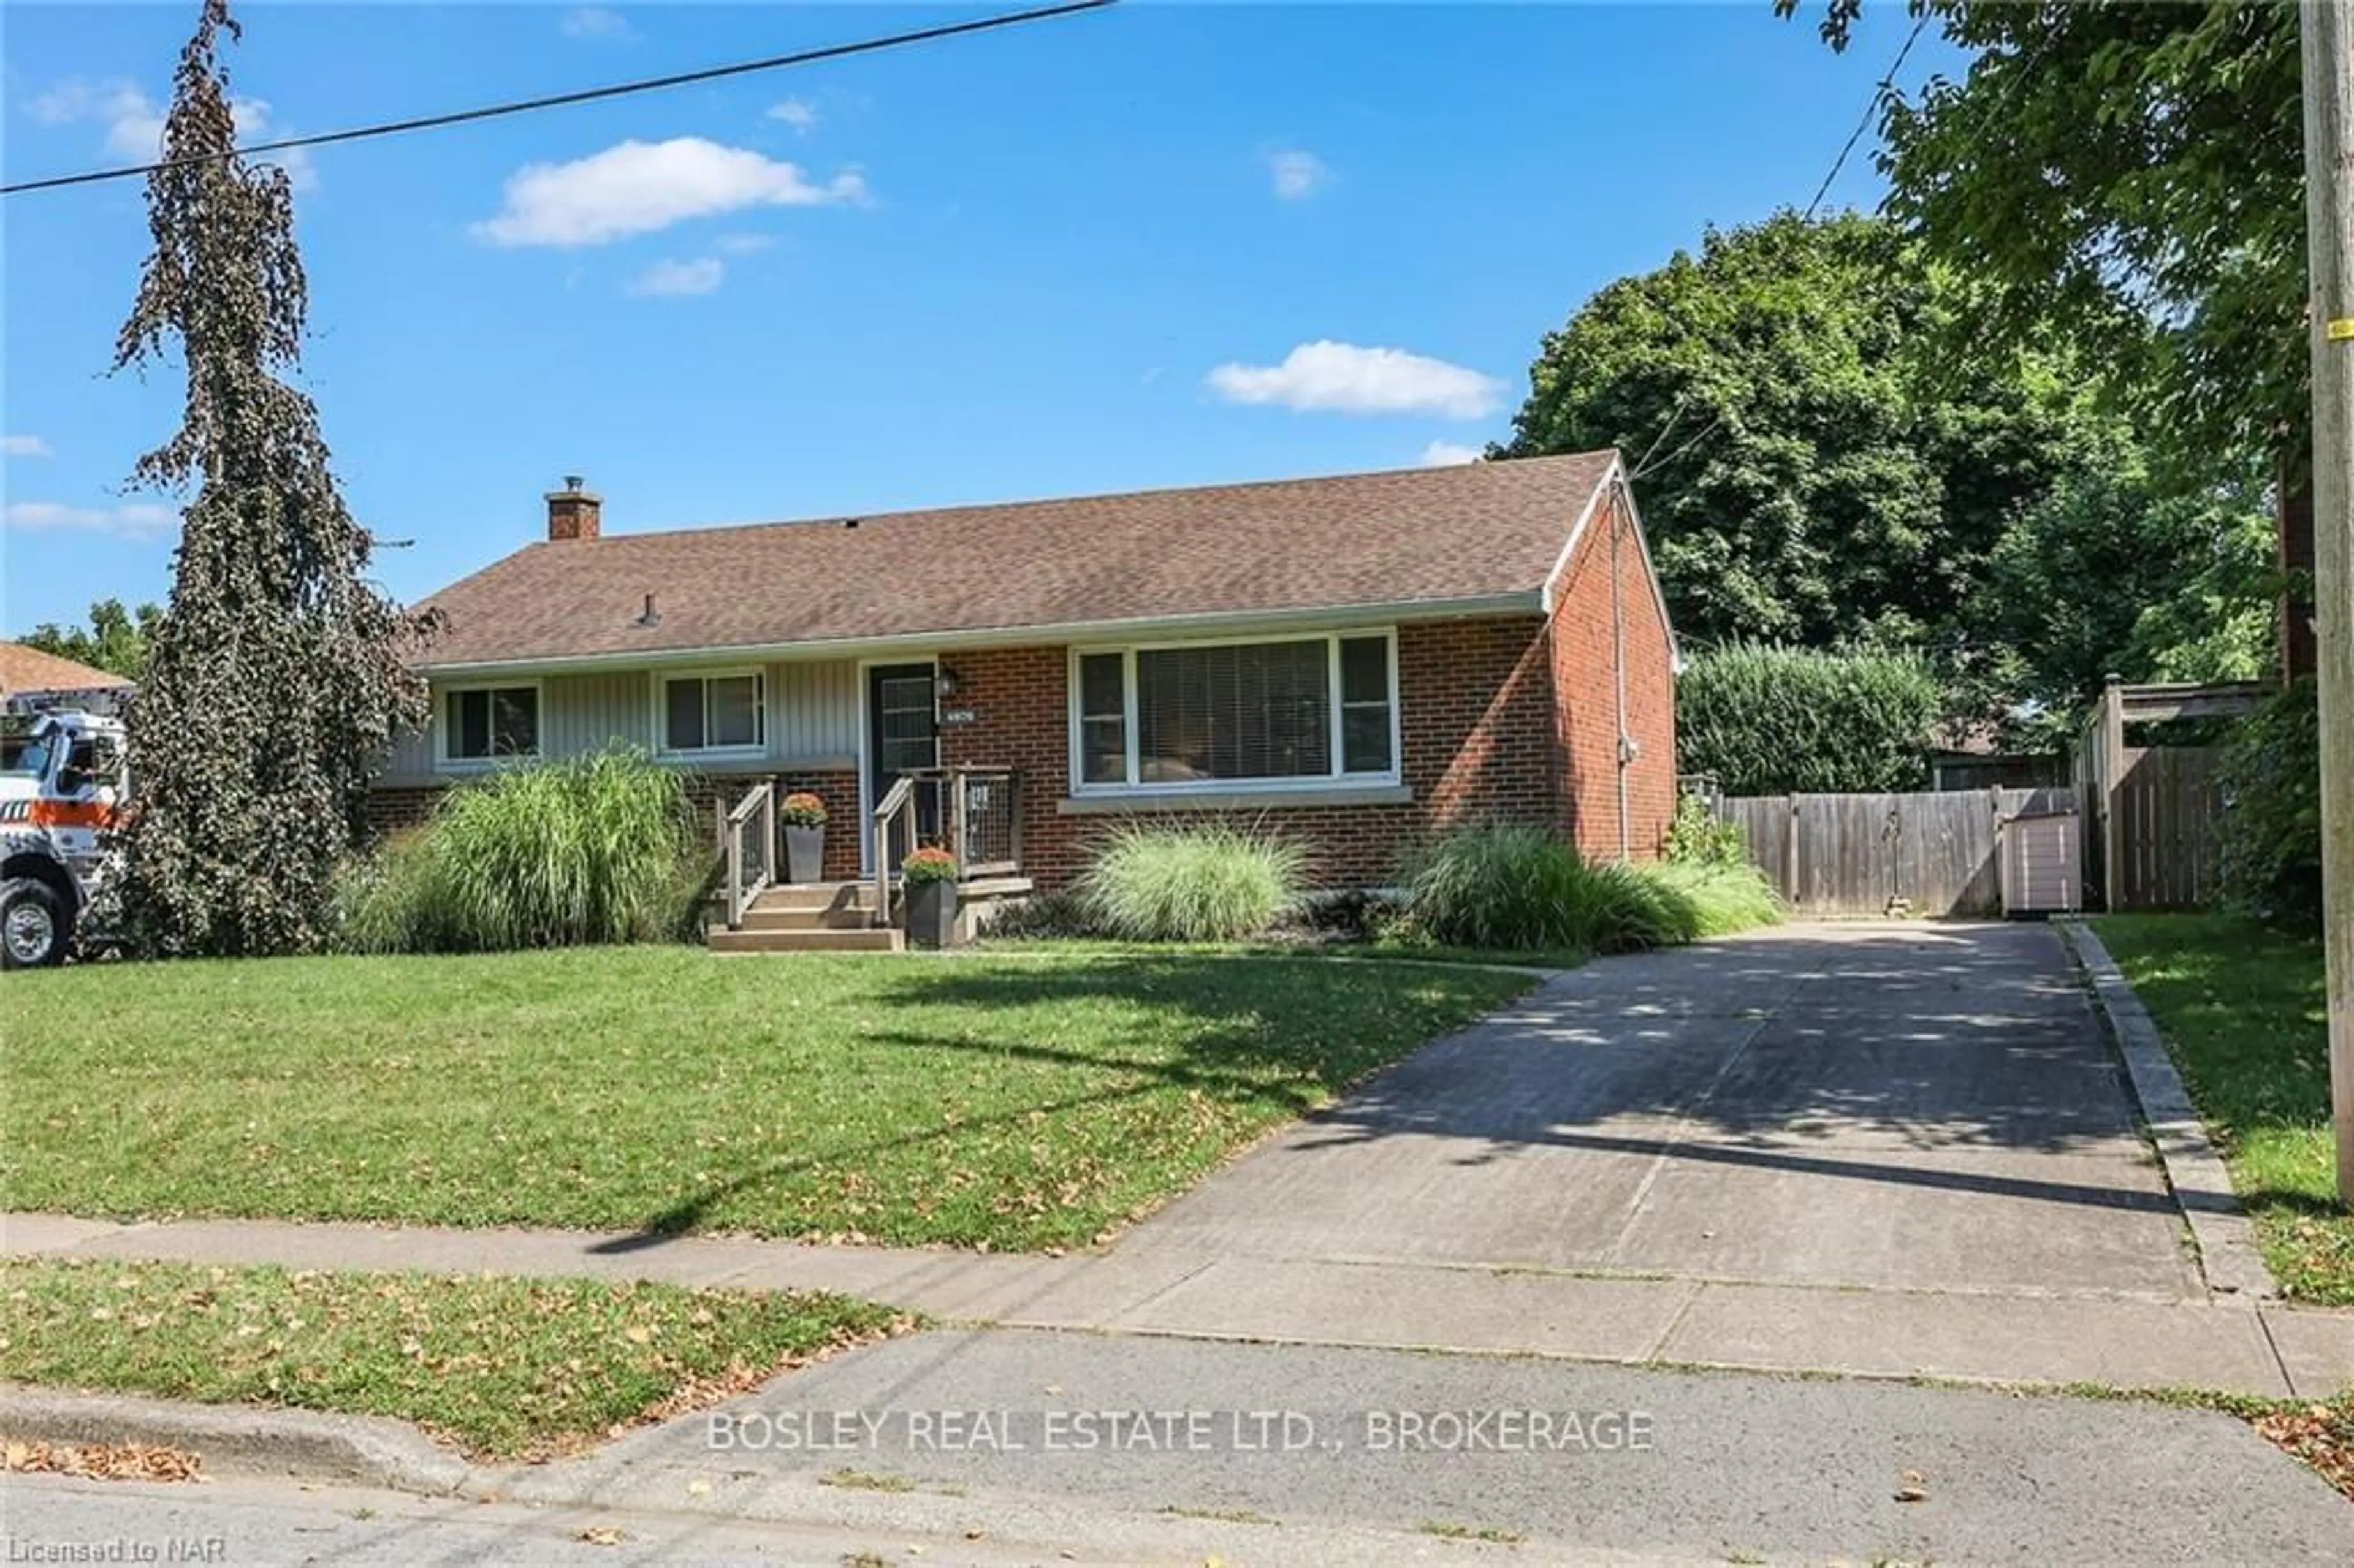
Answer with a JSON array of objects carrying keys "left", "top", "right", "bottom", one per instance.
[
  {"left": 3, "top": 1439, "right": 203, "bottom": 1483},
  {"left": 2254, "top": 1404, "right": 2354, "bottom": 1499}
]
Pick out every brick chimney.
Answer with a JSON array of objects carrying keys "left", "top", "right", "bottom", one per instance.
[{"left": 545, "top": 475, "right": 601, "bottom": 542}]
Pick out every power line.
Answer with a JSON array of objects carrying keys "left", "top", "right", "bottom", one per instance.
[
  {"left": 1803, "top": 11, "right": 1928, "bottom": 221},
  {"left": 1640, "top": 12, "right": 1932, "bottom": 485},
  {"left": 1, "top": 0, "right": 1118, "bottom": 197}
]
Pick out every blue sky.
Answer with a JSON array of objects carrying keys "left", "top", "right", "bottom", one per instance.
[{"left": 0, "top": 2, "right": 1950, "bottom": 634}]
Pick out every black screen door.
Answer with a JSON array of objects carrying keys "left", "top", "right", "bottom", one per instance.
[{"left": 867, "top": 664, "right": 940, "bottom": 834}]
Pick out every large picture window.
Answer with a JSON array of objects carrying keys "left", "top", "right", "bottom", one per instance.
[
  {"left": 1070, "top": 632, "right": 1397, "bottom": 792},
  {"left": 661, "top": 671, "right": 764, "bottom": 754},
  {"left": 444, "top": 685, "right": 539, "bottom": 762}
]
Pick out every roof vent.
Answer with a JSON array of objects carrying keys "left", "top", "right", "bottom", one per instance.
[
  {"left": 635, "top": 592, "right": 661, "bottom": 629},
  {"left": 842, "top": 517, "right": 861, "bottom": 530}
]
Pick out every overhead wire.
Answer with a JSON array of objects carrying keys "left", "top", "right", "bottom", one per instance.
[{"left": 1, "top": 0, "right": 1118, "bottom": 196}]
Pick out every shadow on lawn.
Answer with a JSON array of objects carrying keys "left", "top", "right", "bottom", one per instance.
[
  {"left": 607, "top": 924, "right": 2173, "bottom": 1248},
  {"left": 597, "top": 952, "right": 1510, "bottom": 1247},
  {"left": 935, "top": 925, "right": 2185, "bottom": 1219}
]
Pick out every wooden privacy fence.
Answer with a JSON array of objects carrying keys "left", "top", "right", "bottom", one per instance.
[
  {"left": 2100, "top": 745, "right": 2228, "bottom": 910},
  {"left": 2071, "top": 679, "right": 2255, "bottom": 911},
  {"left": 1714, "top": 788, "right": 2077, "bottom": 918}
]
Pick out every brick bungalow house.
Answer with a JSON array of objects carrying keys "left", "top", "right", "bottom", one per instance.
[{"left": 378, "top": 451, "right": 1679, "bottom": 903}]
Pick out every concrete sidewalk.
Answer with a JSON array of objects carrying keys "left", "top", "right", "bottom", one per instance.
[{"left": 12, "top": 1209, "right": 2352, "bottom": 1397}]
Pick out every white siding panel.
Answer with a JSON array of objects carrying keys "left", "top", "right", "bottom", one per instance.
[
  {"left": 771, "top": 659, "right": 859, "bottom": 762},
  {"left": 405, "top": 663, "right": 854, "bottom": 774},
  {"left": 386, "top": 724, "right": 433, "bottom": 777},
  {"left": 546, "top": 671, "right": 650, "bottom": 758}
]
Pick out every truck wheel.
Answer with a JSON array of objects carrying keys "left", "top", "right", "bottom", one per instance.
[{"left": 0, "top": 878, "right": 69, "bottom": 969}]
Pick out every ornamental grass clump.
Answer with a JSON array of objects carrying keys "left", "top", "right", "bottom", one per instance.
[
  {"left": 1399, "top": 824, "right": 1592, "bottom": 953},
  {"left": 335, "top": 748, "right": 696, "bottom": 953},
  {"left": 1401, "top": 824, "right": 1770, "bottom": 954},
  {"left": 1073, "top": 823, "right": 1306, "bottom": 942},
  {"left": 1638, "top": 859, "right": 1780, "bottom": 938}
]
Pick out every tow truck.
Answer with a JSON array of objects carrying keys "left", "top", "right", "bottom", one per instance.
[{"left": 1, "top": 693, "right": 128, "bottom": 968}]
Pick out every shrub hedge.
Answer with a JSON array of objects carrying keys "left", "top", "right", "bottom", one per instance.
[
  {"left": 1677, "top": 642, "right": 1941, "bottom": 795},
  {"left": 2217, "top": 678, "right": 2322, "bottom": 929}
]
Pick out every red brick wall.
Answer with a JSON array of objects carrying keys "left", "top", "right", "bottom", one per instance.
[
  {"left": 1545, "top": 485, "right": 1678, "bottom": 860},
  {"left": 937, "top": 619, "right": 1569, "bottom": 891},
  {"left": 364, "top": 786, "right": 444, "bottom": 841},
  {"left": 679, "top": 769, "right": 863, "bottom": 882}
]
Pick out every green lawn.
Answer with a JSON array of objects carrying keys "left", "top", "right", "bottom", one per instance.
[
  {"left": 2092, "top": 914, "right": 2352, "bottom": 1304},
  {"left": 0, "top": 1256, "right": 903, "bottom": 1460},
  {"left": 1, "top": 947, "right": 1528, "bottom": 1251}
]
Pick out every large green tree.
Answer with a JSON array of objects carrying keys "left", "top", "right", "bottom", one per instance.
[
  {"left": 19, "top": 599, "right": 162, "bottom": 680},
  {"left": 1783, "top": 2, "right": 2303, "bottom": 474},
  {"left": 1954, "top": 455, "right": 2276, "bottom": 746},
  {"left": 105, "top": 0, "right": 432, "bottom": 957},
  {"left": 1501, "top": 210, "right": 2104, "bottom": 651}
]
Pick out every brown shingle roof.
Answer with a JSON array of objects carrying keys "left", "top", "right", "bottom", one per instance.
[
  {"left": 0, "top": 641, "right": 134, "bottom": 697},
  {"left": 414, "top": 452, "right": 1621, "bottom": 670}
]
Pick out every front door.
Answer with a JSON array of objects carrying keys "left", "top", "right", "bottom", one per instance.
[{"left": 866, "top": 663, "right": 940, "bottom": 846}]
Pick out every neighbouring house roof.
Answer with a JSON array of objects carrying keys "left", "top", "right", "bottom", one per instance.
[
  {"left": 413, "top": 452, "right": 1633, "bottom": 673},
  {"left": 0, "top": 641, "right": 134, "bottom": 699}
]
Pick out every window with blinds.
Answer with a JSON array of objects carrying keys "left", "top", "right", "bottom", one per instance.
[{"left": 1070, "top": 632, "right": 1398, "bottom": 791}]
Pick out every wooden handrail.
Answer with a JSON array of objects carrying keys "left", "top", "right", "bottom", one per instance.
[
  {"left": 870, "top": 774, "right": 915, "bottom": 927},
  {"left": 866, "top": 766, "right": 1023, "bottom": 927},
  {"left": 721, "top": 780, "right": 775, "bottom": 929}
]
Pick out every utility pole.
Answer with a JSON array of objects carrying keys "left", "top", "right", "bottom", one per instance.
[{"left": 2300, "top": 1, "right": 2354, "bottom": 1203}]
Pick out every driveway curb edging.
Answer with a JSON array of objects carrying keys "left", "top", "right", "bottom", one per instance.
[
  {"left": 0, "top": 1384, "right": 478, "bottom": 1494},
  {"left": 2056, "top": 919, "right": 2279, "bottom": 1301}
]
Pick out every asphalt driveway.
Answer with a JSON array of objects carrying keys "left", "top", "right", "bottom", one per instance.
[{"left": 1121, "top": 921, "right": 2204, "bottom": 1302}]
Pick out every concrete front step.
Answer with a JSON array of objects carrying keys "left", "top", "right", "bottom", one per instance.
[
  {"left": 748, "top": 882, "right": 879, "bottom": 916},
  {"left": 707, "top": 925, "right": 904, "bottom": 954},
  {"left": 736, "top": 907, "right": 877, "bottom": 934}
]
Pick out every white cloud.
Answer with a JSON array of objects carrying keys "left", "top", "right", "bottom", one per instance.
[
  {"left": 766, "top": 97, "right": 820, "bottom": 133},
  {"left": 1267, "top": 148, "right": 1329, "bottom": 200},
  {"left": 2, "top": 435, "right": 53, "bottom": 459},
  {"left": 1207, "top": 341, "right": 1505, "bottom": 419},
  {"left": 561, "top": 7, "right": 635, "bottom": 40},
  {"left": 4, "top": 501, "right": 181, "bottom": 539},
  {"left": 626, "top": 257, "right": 725, "bottom": 297},
  {"left": 31, "top": 77, "right": 313, "bottom": 189},
  {"left": 474, "top": 138, "right": 866, "bottom": 248},
  {"left": 1420, "top": 440, "right": 1483, "bottom": 467},
  {"left": 713, "top": 232, "right": 775, "bottom": 255}
]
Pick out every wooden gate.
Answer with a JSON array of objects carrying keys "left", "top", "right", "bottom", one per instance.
[
  {"left": 1714, "top": 788, "right": 2077, "bottom": 918},
  {"left": 2108, "top": 746, "right": 2226, "bottom": 908}
]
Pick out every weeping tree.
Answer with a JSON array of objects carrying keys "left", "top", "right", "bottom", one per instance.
[{"left": 105, "top": 0, "right": 433, "bottom": 957}]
